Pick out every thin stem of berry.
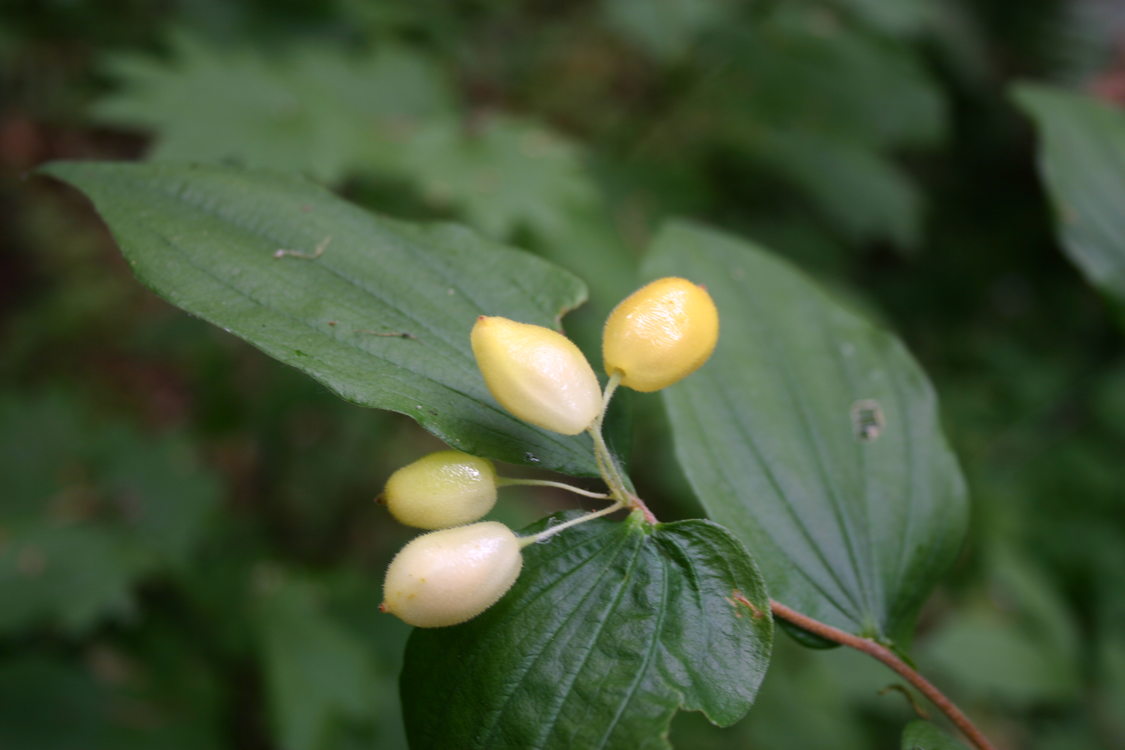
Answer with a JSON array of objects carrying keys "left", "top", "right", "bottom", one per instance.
[
  {"left": 519, "top": 500, "right": 626, "bottom": 547},
  {"left": 587, "top": 373, "right": 629, "bottom": 499},
  {"left": 497, "top": 477, "right": 613, "bottom": 500},
  {"left": 586, "top": 372, "right": 657, "bottom": 523},
  {"left": 601, "top": 370, "right": 621, "bottom": 415}
]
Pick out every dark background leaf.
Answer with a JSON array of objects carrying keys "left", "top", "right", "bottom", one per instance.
[
  {"left": 0, "top": 391, "right": 219, "bottom": 635},
  {"left": 900, "top": 720, "right": 970, "bottom": 750},
  {"left": 1013, "top": 83, "right": 1125, "bottom": 312},
  {"left": 401, "top": 513, "right": 773, "bottom": 750},
  {"left": 93, "top": 35, "right": 455, "bottom": 184}
]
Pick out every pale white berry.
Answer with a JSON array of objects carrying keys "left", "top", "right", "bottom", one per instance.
[{"left": 381, "top": 521, "right": 523, "bottom": 628}]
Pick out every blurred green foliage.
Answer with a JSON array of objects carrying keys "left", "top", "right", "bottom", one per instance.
[{"left": 2, "top": 0, "right": 1124, "bottom": 748}]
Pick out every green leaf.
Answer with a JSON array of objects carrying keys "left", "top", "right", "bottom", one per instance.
[
  {"left": 689, "top": 11, "right": 945, "bottom": 249},
  {"left": 901, "top": 720, "right": 970, "bottom": 750},
  {"left": 254, "top": 573, "right": 383, "bottom": 750},
  {"left": 400, "top": 114, "right": 598, "bottom": 239},
  {"left": 699, "top": 14, "right": 946, "bottom": 152},
  {"left": 830, "top": 0, "right": 936, "bottom": 37},
  {"left": 0, "top": 656, "right": 108, "bottom": 750},
  {"left": 41, "top": 161, "right": 597, "bottom": 476},
  {"left": 602, "top": 0, "right": 732, "bottom": 61},
  {"left": 920, "top": 608, "right": 1077, "bottom": 705},
  {"left": 400, "top": 513, "right": 773, "bottom": 749},
  {"left": 94, "top": 34, "right": 453, "bottom": 183},
  {"left": 0, "top": 521, "right": 147, "bottom": 634},
  {"left": 0, "top": 391, "right": 219, "bottom": 634},
  {"left": 755, "top": 131, "right": 923, "bottom": 249},
  {"left": 652, "top": 221, "right": 967, "bottom": 643},
  {"left": 94, "top": 424, "right": 221, "bottom": 567},
  {"left": 918, "top": 548, "right": 1081, "bottom": 705},
  {"left": 1013, "top": 84, "right": 1125, "bottom": 306}
]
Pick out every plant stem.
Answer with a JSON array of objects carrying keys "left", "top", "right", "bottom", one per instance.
[
  {"left": 587, "top": 373, "right": 657, "bottom": 523},
  {"left": 587, "top": 421, "right": 631, "bottom": 502},
  {"left": 587, "top": 373, "right": 630, "bottom": 501},
  {"left": 768, "top": 600, "right": 997, "bottom": 750},
  {"left": 497, "top": 478, "right": 613, "bottom": 500},
  {"left": 519, "top": 500, "right": 626, "bottom": 547},
  {"left": 600, "top": 370, "right": 622, "bottom": 416}
]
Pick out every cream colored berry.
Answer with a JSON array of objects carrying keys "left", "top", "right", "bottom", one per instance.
[
  {"left": 381, "top": 521, "right": 523, "bottom": 628},
  {"left": 471, "top": 316, "right": 601, "bottom": 435},
  {"left": 603, "top": 277, "right": 719, "bottom": 392},
  {"left": 383, "top": 451, "right": 497, "bottom": 529}
]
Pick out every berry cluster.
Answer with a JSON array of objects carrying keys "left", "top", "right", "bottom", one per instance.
[{"left": 380, "top": 277, "right": 719, "bottom": 627}]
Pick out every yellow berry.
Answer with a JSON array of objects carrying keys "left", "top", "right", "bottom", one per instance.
[
  {"left": 471, "top": 316, "right": 601, "bottom": 435},
  {"left": 381, "top": 521, "right": 523, "bottom": 628},
  {"left": 383, "top": 451, "right": 497, "bottom": 529},
  {"left": 603, "top": 277, "right": 719, "bottom": 392}
]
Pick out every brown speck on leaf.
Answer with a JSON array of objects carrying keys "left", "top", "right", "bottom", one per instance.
[{"left": 730, "top": 590, "right": 765, "bottom": 619}]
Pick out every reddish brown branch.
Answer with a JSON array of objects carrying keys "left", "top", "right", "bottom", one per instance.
[
  {"left": 769, "top": 600, "right": 997, "bottom": 750},
  {"left": 628, "top": 493, "right": 658, "bottom": 524}
]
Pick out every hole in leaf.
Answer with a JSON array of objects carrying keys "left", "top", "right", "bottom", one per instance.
[{"left": 850, "top": 399, "right": 885, "bottom": 441}]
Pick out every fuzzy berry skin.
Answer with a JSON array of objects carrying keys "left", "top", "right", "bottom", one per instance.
[
  {"left": 602, "top": 277, "right": 719, "bottom": 392},
  {"left": 382, "top": 521, "right": 523, "bottom": 628},
  {"left": 383, "top": 451, "right": 498, "bottom": 530},
  {"left": 471, "top": 316, "right": 601, "bottom": 435}
]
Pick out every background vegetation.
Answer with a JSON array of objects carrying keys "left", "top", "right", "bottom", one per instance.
[{"left": 2, "top": 1, "right": 1124, "bottom": 748}]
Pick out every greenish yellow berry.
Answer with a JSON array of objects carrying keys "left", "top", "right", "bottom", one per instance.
[
  {"left": 471, "top": 316, "right": 601, "bottom": 435},
  {"left": 381, "top": 521, "right": 523, "bottom": 628},
  {"left": 383, "top": 450, "right": 497, "bottom": 529},
  {"left": 603, "top": 277, "right": 719, "bottom": 392}
]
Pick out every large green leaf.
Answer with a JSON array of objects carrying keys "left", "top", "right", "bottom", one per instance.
[
  {"left": 42, "top": 161, "right": 597, "bottom": 476},
  {"left": 401, "top": 513, "right": 773, "bottom": 749},
  {"left": 1013, "top": 84, "right": 1125, "bottom": 307},
  {"left": 652, "top": 221, "right": 966, "bottom": 643}
]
